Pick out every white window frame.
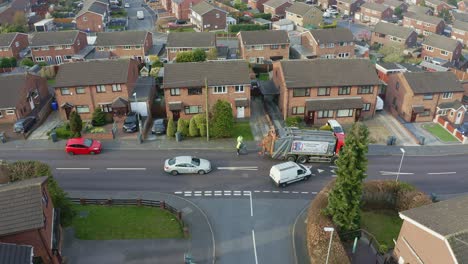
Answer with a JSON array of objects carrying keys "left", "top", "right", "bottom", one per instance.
[
  {"left": 96, "top": 85, "right": 106, "bottom": 93},
  {"left": 440, "top": 50, "right": 449, "bottom": 55},
  {"left": 317, "top": 110, "right": 334, "bottom": 118},
  {"left": 170, "top": 88, "right": 180, "bottom": 96},
  {"left": 76, "top": 87, "right": 85, "bottom": 94},
  {"left": 292, "top": 106, "right": 305, "bottom": 115},
  {"left": 76, "top": 105, "right": 90, "bottom": 114},
  {"left": 6, "top": 109, "right": 15, "bottom": 115},
  {"left": 425, "top": 46, "right": 433, "bottom": 51},
  {"left": 442, "top": 92, "right": 453, "bottom": 99},
  {"left": 213, "top": 86, "right": 227, "bottom": 94},
  {"left": 254, "top": 45, "right": 264, "bottom": 50},
  {"left": 60, "top": 88, "right": 71, "bottom": 95},
  {"left": 112, "top": 84, "right": 122, "bottom": 92},
  {"left": 336, "top": 109, "right": 353, "bottom": 117},
  {"left": 235, "top": 85, "right": 244, "bottom": 93},
  {"left": 35, "top": 56, "right": 45, "bottom": 62}
]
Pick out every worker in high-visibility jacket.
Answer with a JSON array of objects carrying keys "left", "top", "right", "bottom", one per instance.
[{"left": 236, "top": 136, "right": 243, "bottom": 155}]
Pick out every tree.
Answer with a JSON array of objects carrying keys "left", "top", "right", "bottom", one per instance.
[
  {"left": 394, "top": 6, "right": 403, "bottom": 19},
  {"left": 177, "top": 118, "right": 189, "bottom": 137},
  {"left": 69, "top": 111, "right": 83, "bottom": 138},
  {"left": 175, "top": 51, "right": 194, "bottom": 62},
  {"left": 379, "top": 45, "right": 404, "bottom": 63},
  {"left": 149, "top": 55, "right": 163, "bottom": 67},
  {"left": 193, "top": 114, "right": 207, "bottom": 137},
  {"left": 438, "top": 8, "right": 452, "bottom": 23},
  {"left": 0, "top": 57, "right": 16, "bottom": 68},
  {"left": 192, "top": 49, "right": 207, "bottom": 62},
  {"left": 167, "top": 117, "right": 176, "bottom": 137},
  {"left": 233, "top": 0, "right": 248, "bottom": 11},
  {"left": 189, "top": 117, "right": 199, "bottom": 137},
  {"left": 324, "top": 122, "right": 370, "bottom": 232},
  {"left": 20, "top": 58, "right": 34, "bottom": 67},
  {"left": 210, "top": 100, "right": 234, "bottom": 138},
  {"left": 91, "top": 108, "right": 107, "bottom": 126},
  {"left": 206, "top": 48, "right": 218, "bottom": 60}
]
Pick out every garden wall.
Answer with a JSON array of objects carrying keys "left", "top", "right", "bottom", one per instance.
[{"left": 435, "top": 115, "right": 467, "bottom": 143}]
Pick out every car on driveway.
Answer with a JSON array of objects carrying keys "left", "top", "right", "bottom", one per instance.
[
  {"left": 65, "top": 138, "right": 102, "bottom": 155},
  {"left": 13, "top": 116, "right": 36, "bottom": 133},
  {"left": 124, "top": 2, "right": 130, "bottom": 7},
  {"left": 457, "top": 123, "right": 468, "bottom": 136},
  {"left": 164, "top": 156, "right": 212, "bottom": 175},
  {"left": 152, "top": 118, "right": 166, "bottom": 134},
  {"left": 123, "top": 112, "right": 141, "bottom": 133}
]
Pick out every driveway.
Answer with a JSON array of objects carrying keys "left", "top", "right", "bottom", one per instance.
[
  {"left": 63, "top": 228, "right": 189, "bottom": 264},
  {"left": 28, "top": 111, "right": 62, "bottom": 140}
]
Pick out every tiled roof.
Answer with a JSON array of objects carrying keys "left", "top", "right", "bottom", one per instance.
[
  {"left": 309, "top": 27, "right": 354, "bottom": 44},
  {"left": 95, "top": 31, "right": 149, "bottom": 46},
  {"left": 453, "top": 20, "right": 468, "bottom": 32},
  {"left": 166, "top": 32, "right": 216, "bottom": 48},
  {"left": 163, "top": 61, "right": 251, "bottom": 88},
  {"left": 402, "top": 71, "right": 463, "bottom": 94},
  {"left": 383, "top": 0, "right": 404, "bottom": 8},
  {"left": 404, "top": 11, "right": 443, "bottom": 25},
  {"left": 407, "top": 5, "right": 431, "bottom": 14},
  {"left": 239, "top": 30, "right": 289, "bottom": 45},
  {"left": 452, "top": 11, "right": 468, "bottom": 23},
  {"left": 374, "top": 22, "right": 415, "bottom": 40},
  {"left": 0, "top": 177, "right": 48, "bottom": 236},
  {"left": 306, "top": 97, "right": 363, "bottom": 110},
  {"left": 191, "top": 1, "right": 225, "bottom": 15},
  {"left": 286, "top": 2, "right": 314, "bottom": 16},
  {"left": 0, "top": 73, "right": 28, "bottom": 108},
  {"left": 423, "top": 34, "right": 460, "bottom": 51},
  {"left": 438, "top": 100, "right": 464, "bottom": 109},
  {"left": 77, "top": 0, "right": 108, "bottom": 17},
  {"left": 279, "top": 59, "right": 381, "bottom": 88},
  {"left": 30, "top": 30, "right": 80, "bottom": 46},
  {"left": 264, "top": 0, "right": 291, "bottom": 8},
  {"left": 55, "top": 59, "right": 134, "bottom": 87},
  {"left": 0, "top": 32, "right": 18, "bottom": 47},
  {"left": 0, "top": 243, "right": 33, "bottom": 264},
  {"left": 361, "top": 2, "right": 390, "bottom": 12}
]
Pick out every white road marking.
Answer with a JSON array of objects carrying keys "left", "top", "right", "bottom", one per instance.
[
  {"left": 427, "top": 172, "right": 457, "bottom": 175},
  {"left": 263, "top": 190, "right": 270, "bottom": 193},
  {"left": 194, "top": 193, "right": 202, "bottom": 196},
  {"left": 106, "top": 168, "right": 146, "bottom": 171},
  {"left": 184, "top": 193, "right": 192, "bottom": 197},
  {"left": 282, "top": 191, "right": 290, "bottom": 193},
  {"left": 301, "top": 192, "right": 308, "bottom": 194},
  {"left": 205, "top": 193, "right": 212, "bottom": 196},
  {"left": 254, "top": 190, "right": 260, "bottom": 193},
  {"left": 273, "top": 191, "right": 280, "bottom": 193},
  {"left": 246, "top": 191, "right": 253, "bottom": 216},
  {"left": 311, "top": 192, "right": 317, "bottom": 194},
  {"left": 194, "top": 191, "right": 202, "bottom": 194},
  {"left": 234, "top": 191, "right": 242, "bottom": 196},
  {"left": 56, "top": 168, "right": 90, "bottom": 170},
  {"left": 224, "top": 191, "right": 232, "bottom": 196},
  {"left": 330, "top": 166, "right": 338, "bottom": 169},
  {"left": 292, "top": 191, "right": 299, "bottom": 194},
  {"left": 214, "top": 193, "right": 222, "bottom": 196},
  {"left": 380, "top": 171, "right": 414, "bottom": 175},
  {"left": 252, "top": 230, "right": 259, "bottom": 264},
  {"left": 174, "top": 191, "right": 183, "bottom": 194},
  {"left": 317, "top": 169, "right": 324, "bottom": 173},
  {"left": 332, "top": 175, "right": 337, "bottom": 177},
  {"left": 217, "top": 166, "right": 258, "bottom": 171},
  {"left": 204, "top": 191, "right": 212, "bottom": 194},
  {"left": 330, "top": 169, "right": 335, "bottom": 174}
]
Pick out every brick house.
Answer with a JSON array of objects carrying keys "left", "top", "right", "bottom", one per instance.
[
  {"left": 402, "top": 12, "right": 445, "bottom": 36},
  {"left": 458, "top": 0, "right": 468, "bottom": 12},
  {"left": 95, "top": 31, "right": 153, "bottom": 62},
  {"left": 166, "top": 32, "right": 216, "bottom": 61},
  {"left": 161, "top": 0, "right": 172, "bottom": 13},
  {"left": 407, "top": 5, "right": 432, "bottom": 15},
  {"left": 385, "top": 71, "right": 465, "bottom": 122},
  {"left": 300, "top": 28, "right": 355, "bottom": 59},
  {"left": 248, "top": 0, "right": 269, "bottom": 12},
  {"left": 0, "top": 177, "right": 62, "bottom": 264},
  {"left": 424, "top": 0, "right": 455, "bottom": 15},
  {"left": 0, "top": 73, "right": 51, "bottom": 124},
  {"left": 422, "top": 34, "right": 463, "bottom": 63},
  {"left": 371, "top": 22, "right": 418, "bottom": 47},
  {"left": 172, "top": 0, "right": 204, "bottom": 20},
  {"left": 238, "top": 30, "right": 290, "bottom": 63},
  {"left": 0, "top": 32, "right": 29, "bottom": 59},
  {"left": 263, "top": 0, "right": 292, "bottom": 18},
  {"left": 451, "top": 20, "right": 468, "bottom": 46},
  {"left": 54, "top": 59, "right": 139, "bottom": 120},
  {"left": 336, "top": 0, "right": 364, "bottom": 16},
  {"left": 190, "top": 1, "right": 227, "bottom": 32},
  {"left": 163, "top": 61, "right": 252, "bottom": 120},
  {"left": 357, "top": 2, "right": 393, "bottom": 25},
  {"left": 272, "top": 59, "right": 381, "bottom": 125},
  {"left": 285, "top": 2, "right": 322, "bottom": 27},
  {"left": 379, "top": 0, "right": 407, "bottom": 11},
  {"left": 317, "top": 0, "right": 336, "bottom": 9},
  {"left": 75, "top": 0, "right": 109, "bottom": 32},
  {"left": 30, "top": 30, "right": 89, "bottom": 65},
  {"left": 394, "top": 195, "right": 468, "bottom": 264}
]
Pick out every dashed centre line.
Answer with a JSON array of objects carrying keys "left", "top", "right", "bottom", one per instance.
[
  {"left": 56, "top": 168, "right": 90, "bottom": 170},
  {"left": 177, "top": 190, "right": 316, "bottom": 197}
]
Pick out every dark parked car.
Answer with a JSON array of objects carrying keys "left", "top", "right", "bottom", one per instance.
[
  {"left": 13, "top": 116, "right": 36, "bottom": 133},
  {"left": 457, "top": 123, "right": 468, "bottom": 136},
  {"left": 175, "top": 19, "right": 187, "bottom": 25},
  {"left": 152, "top": 118, "right": 166, "bottom": 134},
  {"left": 123, "top": 112, "right": 141, "bottom": 133}
]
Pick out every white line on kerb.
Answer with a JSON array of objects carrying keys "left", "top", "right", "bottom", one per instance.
[
  {"left": 106, "top": 168, "right": 146, "bottom": 171},
  {"left": 252, "top": 230, "right": 259, "bottom": 264},
  {"left": 427, "top": 172, "right": 457, "bottom": 175},
  {"left": 56, "top": 168, "right": 90, "bottom": 170},
  {"left": 380, "top": 171, "right": 414, "bottom": 175}
]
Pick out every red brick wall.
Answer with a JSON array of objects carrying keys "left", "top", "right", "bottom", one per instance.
[
  {"left": 239, "top": 38, "right": 290, "bottom": 61},
  {"left": 0, "top": 33, "right": 29, "bottom": 59},
  {"left": 402, "top": 17, "right": 444, "bottom": 35},
  {"left": 451, "top": 29, "right": 468, "bottom": 46},
  {"left": 248, "top": 0, "right": 269, "bottom": 11},
  {"left": 32, "top": 32, "right": 88, "bottom": 64},
  {"left": 422, "top": 43, "right": 462, "bottom": 62},
  {"left": 301, "top": 32, "right": 355, "bottom": 58},
  {"left": 173, "top": 0, "right": 204, "bottom": 20},
  {"left": 265, "top": 2, "right": 292, "bottom": 17},
  {"left": 200, "top": 10, "right": 227, "bottom": 31},
  {"left": 76, "top": 12, "right": 106, "bottom": 32}
]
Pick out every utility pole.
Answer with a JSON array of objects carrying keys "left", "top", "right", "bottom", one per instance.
[{"left": 205, "top": 77, "right": 209, "bottom": 141}]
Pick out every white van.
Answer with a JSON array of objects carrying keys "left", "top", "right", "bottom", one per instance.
[
  {"left": 137, "top": 11, "right": 145, "bottom": 20},
  {"left": 376, "top": 96, "right": 384, "bottom": 111},
  {"left": 269, "top": 162, "right": 313, "bottom": 187}
]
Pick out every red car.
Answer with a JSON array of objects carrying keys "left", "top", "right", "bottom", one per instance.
[{"left": 65, "top": 138, "right": 102, "bottom": 155}]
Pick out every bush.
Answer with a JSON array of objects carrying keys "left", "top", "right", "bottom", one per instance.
[
  {"left": 167, "top": 117, "right": 175, "bottom": 137},
  {"left": 378, "top": 244, "right": 388, "bottom": 254},
  {"left": 177, "top": 118, "right": 189, "bottom": 137},
  {"left": 319, "top": 124, "right": 332, "bottom": 131},
  {"left": 55, "top": 125, "right": 72, "bottom": 139},
  {"left": 210, "top": 100, "right": 234, "bottom": 138},
  {"left": 285, "top": 116, "right": 302, "bottom": 127},
  {"left": 253, "top": 13, "right": 271, "bottom": 20},
  {"left": 92, "top": 108, "right": 107, "bottom": 126},
  {"left": 189, "top": 117, "right": 199, "bottom": 137},
  {"left": 69, "top": 111, "right": 83, "bottom": 138},
  {"left": 20, "top": 58, "right": 34, "bottom": 67},
  {"left": 228, "top": 24, "right": 269, "bottom": 33},
  {"left": 193, "top": 114, "right": 207, "bottom": 137},
  {"left": 0, "top": 57, "right": 17, "bottom": 68}
]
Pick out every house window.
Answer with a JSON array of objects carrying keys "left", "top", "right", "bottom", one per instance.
[
  {"left": 124, "top": 46, "right": 131, "bottom": 50},
  {"left": 33, "top": 47, "right": 40, "bottom": 51},
  {"left": 358, "top": 86, "right": 373, "bottom": 94},
  {"left": 281, "top": 44, "right": 286, "bottom": 49},
  {"left": 338, "top": 86, "right": 351, "bottom": 95},
  {"left": 249, "top": 57, "right": 256, "bottom": 63},
  {"left": 98, "top": 47, "right": 105, "bottom": 51},
  {"left": 339, "top": 42, "right": 347, "bottom": 46},
  {"left": 96, "top": 85, "right": 106, "bottom": 93},
  {"left": 112, "top": 84, "right": 122, "bottom": 92},
  {"left": 363, "top": 103, "right": 371, "bottom": 111},
  {"left": 60, "top": 88, "right": 71, "bottom": 95},
  {"left": 55, "top": 45, "right": 63, "bottom": 50},
  {"left": 420, "top": 109, "right": 430, "bottom": 116},
  {"left": 425, "top": 46, "right": 433, "bottom": 51},
  {"left": 135, "top": 45, "right": 141, "bottom": 49},
  {"left": 109, "top": 46, "right": 115, "bottom": 50},
  {"left": 15, "top": 41, "right": 19, "bottom": 47},
  {"left": 396, "top": 82, "right": 399, "bottom": 90},
  {"left": 254, "top": 45, "right": 264, "bottom": 50},
  {"left": 319, "top": 44, "right": 325, "bottom": 48},
  {"left": 292, "top": 106, "right": 305, "bottom": 115},
  {"left": 438, "top": 109, "right": 448, "bottom": 115},
  {"left": 271, "top": 44, "right": 279, "bottom": 49},
  {"left": 338, "top": 53, "right": 349, "bottom": 58},
  {"left": 35, "top": 57, "right": 45, "bottom": 62},
  {"left": 170, "top": 88, "right": 180, "bottom": 96},
  {"left": 441, "top": 50, "right": 449, "bottom": 55},
  {"left": 318, "top": 110, "right": 334, "bottom": 118},
  {"left": 76, "top": 105, "right": 90, "bottom": 113},
  {"left": 6, "top": 110, "right": 15, "bottom": 115},
  {"left": 41, "top": 46, "right": 49, "bottom": 50},
  {"left": 188, "top": 87, "right": 202, "bottom": 95},
  {"left": 184, "top": 105, "right": 202, "bottom": 114},
  {"left": 216, "top": 13, "right": 220, "bottom": 18},
  {"left": 327, "top": 43, "right": 335, "bottom": 48},
  {"left": 293, "top": 88, "right": 310, "bottom": 97},
  {"left": 337, "top": 109, "right": 353, "bottom": 117},
  {"left": 318, "top": 87, "right": 331, "bottom": 96},
  {"left": 235, "top": 85, "right": 244, "bottom": 93},
  {"left": 76, "top": 87, "right": 85, "bottom": 94},
  {"left": 423, "top": 93, "right": 433, "bottom": 100},
  {"left": 213, "top": 86, "right": 227, "bottom": 94},
  {"left": 65, "top": 45, "right": 71, "bottom": 49},
  {"left": 442, "top": 92, "right": 453, "bottom": 99},
  {"left": 83, "top": 16, "right": 87, "bottom": 21},
  {"left": 101, "top": 104, "right": 112, "bottom": 113},
  {"left": 0, "top": 111, "right": 2, "bottom": 118}
]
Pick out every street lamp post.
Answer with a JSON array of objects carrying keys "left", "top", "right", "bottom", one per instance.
[
  {"left": 396, "top": 148, "right": 405, "bottom": 182},
  {"left": 324, "top": 227, "right": 335, "bottom": 264}
]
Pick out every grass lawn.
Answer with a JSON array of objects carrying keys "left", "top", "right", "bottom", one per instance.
[
  {"left": 422, "top": 123, "right": 458, "bottom": 142},
  {"left": 170, "top": 27, "right": 195, "bottom": 32},
  {"left": 258, "top": 73, "right": 269, "bottom": 81},
  {"left": 232, "top": 121, "right": 254, "bottom": 141},
  {"left": 361, "top": 209, "right": 403, "bottom": 249},
  {"left": 71, "top": 205, "right": 184, "bottom": 240},
  {"left": 47, "top": 79, "right": 55, "bottom": 86}
]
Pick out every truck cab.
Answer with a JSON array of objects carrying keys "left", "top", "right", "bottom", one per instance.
[{"left": 269, "top": 162, "right": 313, "bottom": 187}]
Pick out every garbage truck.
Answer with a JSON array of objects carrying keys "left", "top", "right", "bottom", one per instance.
[{"left": 261, "top": 127, "right": 344, "bottom": 163}]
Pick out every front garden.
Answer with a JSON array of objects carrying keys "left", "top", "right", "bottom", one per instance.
[
  {"left": 422, "top": 123, "right": 458, "bottom": 142},
  {"left": 49, "top": 109, "right": 113, "bottom": 140}
]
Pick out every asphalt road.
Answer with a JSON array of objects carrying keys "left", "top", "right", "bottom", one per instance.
[{"left": 125, "top": 0, "right": 155, "bottom": 31}]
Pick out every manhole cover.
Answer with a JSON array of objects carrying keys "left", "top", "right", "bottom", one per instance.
[{"left": 79, "top": 210, "right": 89, "bottom": 218}]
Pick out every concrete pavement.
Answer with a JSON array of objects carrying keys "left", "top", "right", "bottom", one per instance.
[{"left": 65, "top": 190, "right": 215, "bottom": 264}]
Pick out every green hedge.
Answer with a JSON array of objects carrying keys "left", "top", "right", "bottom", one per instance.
[{"left": 228, "top": 24, "right": 269, "bottom": 32}]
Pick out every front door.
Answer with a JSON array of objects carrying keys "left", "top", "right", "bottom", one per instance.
[
  {"left": 237, "top": 106, "right": 245, "bottom": 118},
  {"left": 411, "top": 111, "right": 417, "bottom": 122},
  {"left": 355, "top": 109, "right": 361, "bottom": 122},
  {"left": 306, "top": 111, "right": 315, "bottom": 125},
  {"left": 172, "top": 110, "right": 180, "bottom": 121},
  {"left": 64, "top": 106, "right": 72, "bottom": 120},
  {"left": 456, "top": 111, "right": 463, "bottom": 124},
  {"left": 55, "top": 56, "right": 63, "bottom": 64}
]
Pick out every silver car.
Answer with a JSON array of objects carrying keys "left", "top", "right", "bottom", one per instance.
[{"left": 164, "top": 156, "right": 212, "bottom": 175}]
